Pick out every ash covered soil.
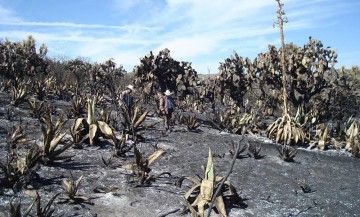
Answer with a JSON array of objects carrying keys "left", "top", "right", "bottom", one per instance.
[{"left": 0, "top": 92, "right": 359, "bottom": 217}]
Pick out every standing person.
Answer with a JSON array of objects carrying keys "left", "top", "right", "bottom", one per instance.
[
  {"left": 159, "top": 89, "right": 175, "bottom": 132},
  {"left": 119, "top": 84, "right": 135, "bottom": 115}
]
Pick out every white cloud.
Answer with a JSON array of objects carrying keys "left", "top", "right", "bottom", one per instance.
[{"left": 0, "top": 4, "right": 21, "bottom": 23}]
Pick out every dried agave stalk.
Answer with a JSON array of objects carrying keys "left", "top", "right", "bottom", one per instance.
[
  {"left": 181, "top": 148, "right": 246, "bottom": 217},
  {"left": 122, "top": 147, "right": 166, "bottom": 185}
]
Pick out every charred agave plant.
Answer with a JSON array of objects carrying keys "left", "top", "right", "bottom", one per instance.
[
  {"left": 122, "top": 146, "right": 166, "bottom": 186},
  {"left": 186, "top": 114, "right": 200, "bottom": 131},
  {"left": 10, "top": 81, "right": 29, "bottom": 106},
  {"left": 7, "top": 124, "right": 32, "bottom": 149},
  {"left": 7, "top": 191, "right": 59, "bottom": 217},
  {"left": 69, "top": 95, "right": 86, "bottom": 118},
  {"left": 231, "top": 112, "right": 254, "bottom": 134},
  {"left": 71, "top": 96, "right": 114, "bottom": 145},
  {"left": 27, "top": 99, "right": 46, "bottom": 119},
  {"left": 0, "top": 143, "right": 41, "bottom": 191},
  {"left": 112, "top": 132, "right": 131, "bottom": 158},
  {"left": 208, "top": 110, "right": 232, "bottom": 132},
  {"left": 344, "top": 118, "right": 359, "bottom": 157},
  {"left": 59, "top": 173, "right": 92, "bottom": 204},
  {"left": 308, "top": 125, "right": 329, "bottom": 150},
  {"left": 277, "top": 145, "right": 298, "bottom": 162},
  {"left": 180, "top": 148, "right": 246, "bottom": 217},
  {"left": 246, "top": 143, "right": 264, "bottom": 159},
  {"left": 39, "top": 113, "right": 74, "bottom": 164},
  {"left": 120, "top": 105, "right": 149, "bottom": 142}
]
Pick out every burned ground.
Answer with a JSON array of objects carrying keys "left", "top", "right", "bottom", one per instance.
[{"left": 0, "top": 91, "right": 359, "bottom": 217}]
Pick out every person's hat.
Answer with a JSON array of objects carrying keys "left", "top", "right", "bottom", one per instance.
[
  {"left": 164, "top": 90, "right": 172, "bottom": 96},
  {"left": 126, "top": 85, "right": 135, "bottom": 91}
]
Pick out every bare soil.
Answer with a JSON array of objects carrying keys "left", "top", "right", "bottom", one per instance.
[{"left": 0, "top": 91, "right": 359, "bottom": 217}]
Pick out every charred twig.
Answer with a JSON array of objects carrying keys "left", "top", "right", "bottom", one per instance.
[{"left": 158, "top": 208, "right": 181, "bottom": 217}]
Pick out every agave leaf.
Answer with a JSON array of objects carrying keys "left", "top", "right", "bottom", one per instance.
[
  {"left": 331, "top": 138, "right": 341, "bottom": 150},
  {"left": 322, "top": 127, "right": 328, "bottom": 141},
  {"left": 283, "top": 121, "right": 289, "bottom": 143},
  {"left": 54, "top": 114, "right": 65, "bottom": 133},
  {"left": 49, "top": 132, "right": 67, "bottom": 153},
  {"left": 89, "top": 124, "right": 98, "bottom": 145},
  {"left": 42, "top": 192, "right": 60, "bottom": 215},
  {"left": 134, "top": 146, "right": 143, "bottom": 166},
  {"left": 62, "top": 179, "right": 72, "bottom": 193},
  {"left": 147, "top": 149, "right": 166, "bottom": 166},
  {"left": 134, "top": 110, "right": 148, "bottom": 128},
  {"left": 74, "top": 175, "right": 84, "bottom": 193},
  {"left": 267, "top": 123, "right": 277, "bottom": 137},
  {"left": 131, "top": 107, "right": 139, "bottom": 125},
  {"left": 185, "top": 184, "right": 201, "bottom": 200},
  {"left": 276, "top": 128, "right": 283, "bottom": 144},
  {"left": 215, "top": 195, "right": 227, "bottom": 217},
  {"left": 24, "top": 197, "right": 37, "bottom": 216},
  {"left": 9, "top": 200, "right": 21, "bottom": 217},
  {"left": 184, "top": 197, "right": 198, "bottom": 217},
  {"left": 318, "top": 139, "right": 325, "bottom": 150},
  {"left": 204, "top": 148, "right": 214, "bottom": 181},
  {"left": 51, "top": 143, "right": 74, "bottom": 159},
  {"left": 16, "top": 157, "right": 26, "bottom": 175},
  {"left": 98, "top": 121, "right": 114, "bottom": 139},
  {"left": 293, "top": 127, "right": 299, "bottom": 144},
  {"left": 73, "top": 118, "right": 85, "bottom": 132},
  {"left": 185, "top": 176, "right": 201, "bottom": 186},
  {"left": 200, "top": 180, "right": 214, "bottom": 201},
  {"left": 87, "top": 99, "right": 94, "bottom": 125},
  {"left": 198, "top": 200, "right": 206, "bottom": 217},
  {"left": 52, "top": 154, "right": 75, "bottom": 161}
]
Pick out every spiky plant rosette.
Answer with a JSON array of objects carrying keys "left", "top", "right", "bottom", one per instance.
[
  {"left": 122, "top": 147, "right": 166, "bottom": 185},
  {"left": 267, "top": 112, "right": 306, "bottom": 145},
  {"left": 181, "top": 148, "right": 246, "bottom": 217},
  {"left": 72, "top": 96, "right": 114, "bottom": 145}
]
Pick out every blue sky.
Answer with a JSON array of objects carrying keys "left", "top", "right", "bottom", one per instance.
[{"left": 0, "top": 0, "right": 359, "bottom": 73}]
